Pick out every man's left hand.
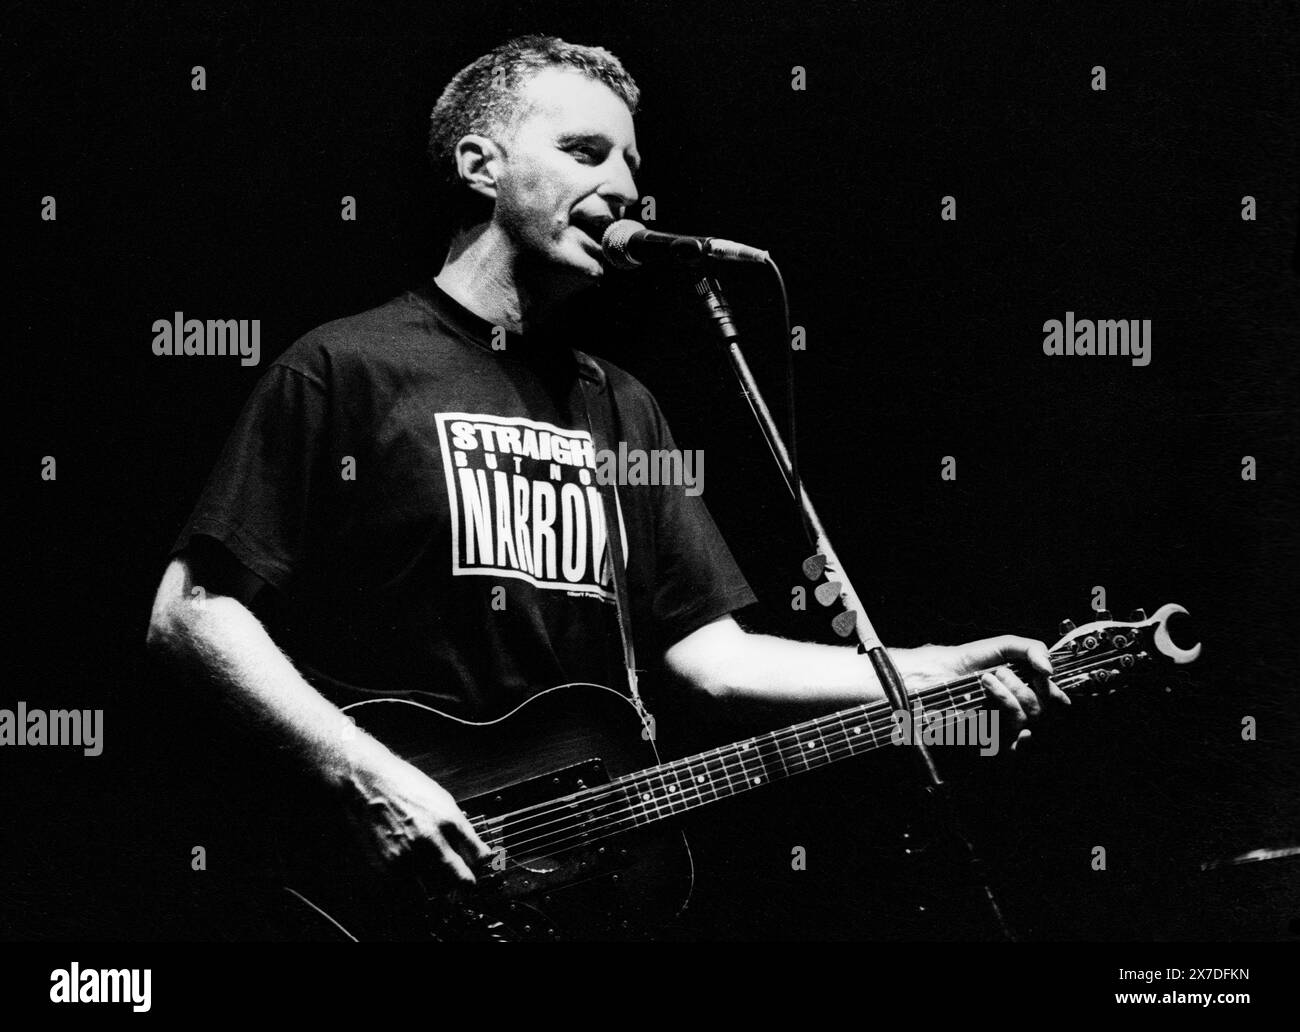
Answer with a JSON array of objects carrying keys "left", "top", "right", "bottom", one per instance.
[{"left": 893, "top": 636, "right": 1070, "bottom": 750}]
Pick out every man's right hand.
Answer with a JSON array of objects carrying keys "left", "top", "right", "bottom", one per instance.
[
  {"left": 335, "top": 754, "right": 495, "bottom": 891},
  {"left": 147, "top": 552, "right": 495, "bottom": 894}
]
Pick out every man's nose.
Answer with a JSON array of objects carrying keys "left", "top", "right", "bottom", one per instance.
[{"left": 600, "top": 160, "right": 638, "bottom": 213}]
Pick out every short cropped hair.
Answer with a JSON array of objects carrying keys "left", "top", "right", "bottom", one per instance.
[{"left": 427, "top": 35, "right": 641, "bottom": 225}]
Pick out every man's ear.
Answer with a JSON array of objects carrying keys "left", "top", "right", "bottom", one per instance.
[{"left": 452, "top": 133, "right": 502, "bottom": 202}]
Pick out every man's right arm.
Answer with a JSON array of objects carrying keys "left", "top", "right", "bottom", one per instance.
[{"left": 145, "top": 550, "right": 492, "bottom": 887}]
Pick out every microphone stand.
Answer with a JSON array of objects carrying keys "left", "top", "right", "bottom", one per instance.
[{"left": 693, "top": 274, "right": 1016, "bottom": 941}]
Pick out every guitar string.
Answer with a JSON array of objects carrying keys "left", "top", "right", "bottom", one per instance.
[
  {"left": 470, "top": 646, "right": 1109, "bottom": 844},
  {"left": 472, "top": 652, "right": 1130, "bottom": 871},
  {"left": 472, "top": 649, "right": 1118, "bottom": 861},
  {"left": 471, "top": 649, "right": 1074, "bottom": 833},
  {"left": 478, "top": 655, "right": 1128, "bottom": 873},
  {"left": 472, "top": 663, "right": 1113, "bottom": 877},
  {"left": 469, "top": 672, "right": 987, "bottom": 839}
]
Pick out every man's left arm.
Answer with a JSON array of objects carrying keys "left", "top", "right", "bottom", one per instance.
[{"left": 664, "top": 615, "right": 1070, "bottom": 742}]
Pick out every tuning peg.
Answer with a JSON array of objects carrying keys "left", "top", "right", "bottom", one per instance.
[
  {"left": 1059, "top": 619, "right": 1076, "bottom": 635},
  {"left": 814, "top": 581, "right": 841, "bottom": 607},
  {"left": 1127, "top": 608, "right": 1147, "bottom": 622},
  {"left": 801, "top": 553, "right": 827, "bottom": 581}
]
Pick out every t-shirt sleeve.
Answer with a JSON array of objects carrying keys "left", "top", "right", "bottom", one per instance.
[
  {"left": 170, "top": 362, "right": 332, "bottom": 593},
  {"left": 644, "top": 404, "right": 757, "bottom": 649}
]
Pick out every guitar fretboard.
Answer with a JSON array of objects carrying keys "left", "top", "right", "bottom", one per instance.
[
  {"left": 615, "top": 674, "right": 985, "bottom": 823},
  {"left": 473, "top": 644, "right": 1136, "bottom": 865}
]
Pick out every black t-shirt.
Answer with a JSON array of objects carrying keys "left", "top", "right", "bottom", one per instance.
[{"left": 171, "top": 281, "right": 756, "bottom": 719}]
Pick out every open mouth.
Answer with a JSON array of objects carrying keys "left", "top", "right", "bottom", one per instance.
[{"left": 572, "top": 218, "right": 612, "bottom": 250}]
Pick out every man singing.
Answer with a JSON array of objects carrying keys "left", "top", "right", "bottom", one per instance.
[{"left": 146, "top": 35, "right": 1065, "bottom": 928}]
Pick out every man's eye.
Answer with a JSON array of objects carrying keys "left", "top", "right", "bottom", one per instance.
[{"left": 569, "top": 145, "right": 601, "bottom": 163}]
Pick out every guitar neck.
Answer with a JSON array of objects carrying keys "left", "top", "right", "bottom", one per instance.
[
  {"left": 474, "top": 634, "right": 1146, "bottom": 862},
  {"left": 622, "top": 669, "right": 989, "bottom": 824},
  {"left": 590, "top": 639, "right": 1131, "bottom": 826}
]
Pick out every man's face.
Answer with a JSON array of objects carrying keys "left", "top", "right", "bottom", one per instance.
[{"left": 489, "top": 67, "right": 641, "bottom": 280}]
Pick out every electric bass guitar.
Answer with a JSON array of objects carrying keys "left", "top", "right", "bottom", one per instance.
[{"left": 280, "top": 603, "right": 1200, "bottom": 940}]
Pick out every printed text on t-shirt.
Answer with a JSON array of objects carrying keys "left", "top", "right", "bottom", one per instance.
[{"left": 436, "top": 413, "right": 625, "bottom": 599}]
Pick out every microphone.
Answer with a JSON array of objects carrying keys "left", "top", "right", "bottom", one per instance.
[{"left": 600, "top": 219, "right": 769, "bottom": 270}]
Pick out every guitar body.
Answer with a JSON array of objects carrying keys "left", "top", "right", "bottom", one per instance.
[{"left": 282, "top": 684, "right": 694, "bottom": 941}]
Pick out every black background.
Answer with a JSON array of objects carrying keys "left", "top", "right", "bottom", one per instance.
[{"left": 5, "top": 0, "right": 1298, "bottom": 941}]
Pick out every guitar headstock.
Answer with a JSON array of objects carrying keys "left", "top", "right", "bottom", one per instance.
[{"left": 1048, "top": 603, "right": 1201, "bottom": 698}]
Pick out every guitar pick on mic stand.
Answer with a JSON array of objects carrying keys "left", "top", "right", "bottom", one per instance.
[{"left": 692, "top": 273, "right": 1018, "bottom": 942}]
